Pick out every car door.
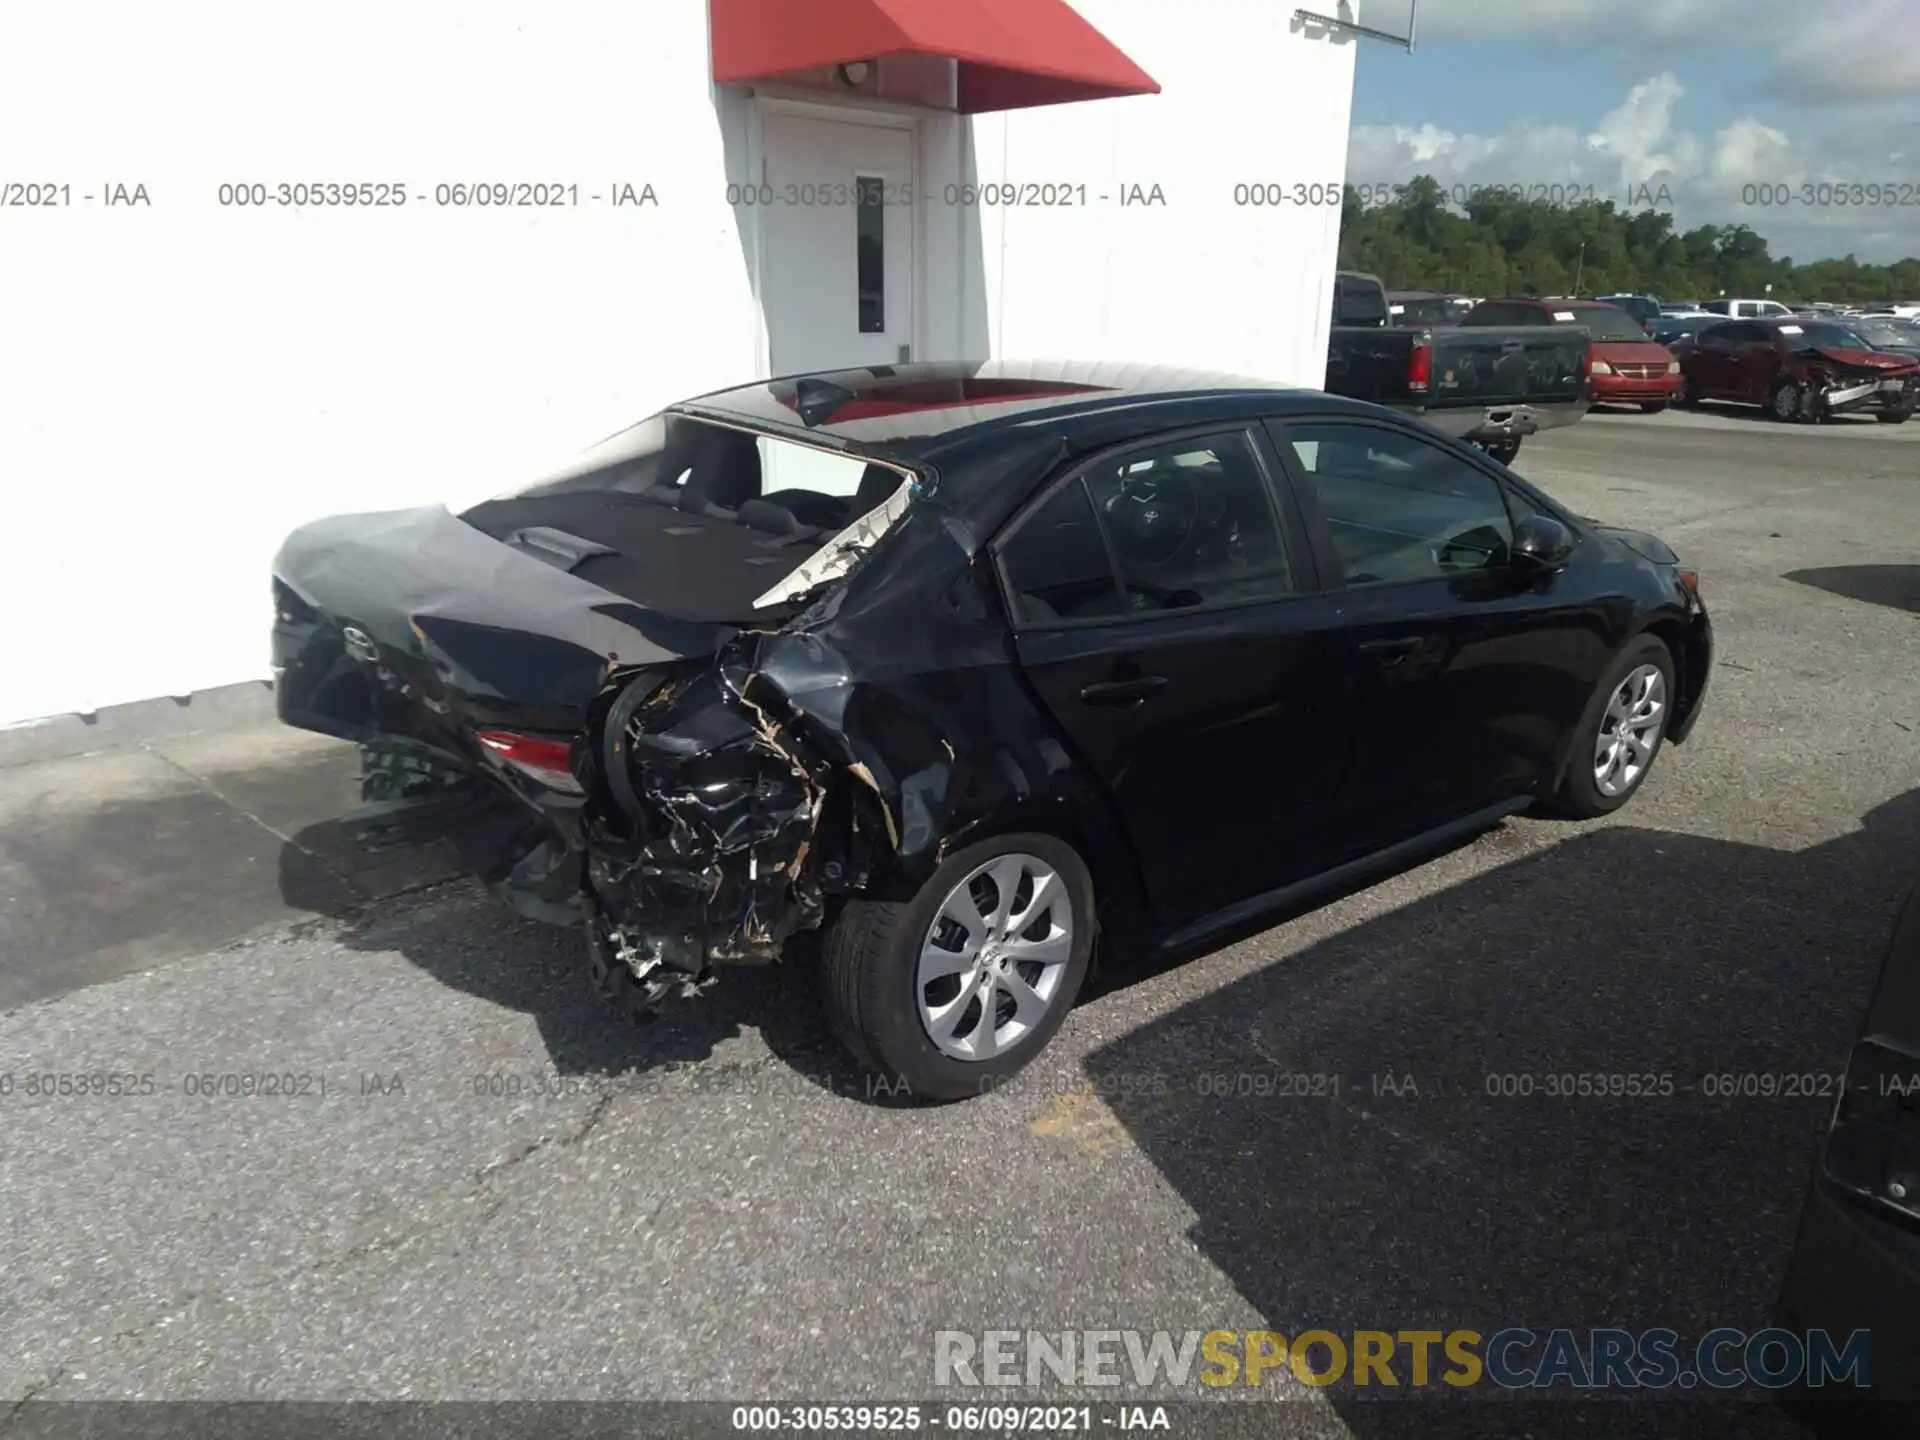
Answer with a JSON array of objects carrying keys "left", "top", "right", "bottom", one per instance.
[
  {"left": 1721, "top": 322, "right": 1778, "bottom": 402},
  {"left": 994, "top": 425, "right": 1354, "bottom": 927},
  {"left": 1267, "top": 416, "right": 1600, "bottom": 857},
  {"left": 1686, "top": 322, "right": 1739, "bottom": 395}
]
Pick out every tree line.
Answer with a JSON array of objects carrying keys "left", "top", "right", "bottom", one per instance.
[{"left": 1337, "top": 176, "right": 1920, "bottom": 303}]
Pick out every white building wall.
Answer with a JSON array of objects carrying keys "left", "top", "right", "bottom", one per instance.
[
  {"left": 0, "top": 0, "right": 1357, "bottom": 728},
  {"left": 973, "top": 0, "right": 1357, "bottom": 389}
]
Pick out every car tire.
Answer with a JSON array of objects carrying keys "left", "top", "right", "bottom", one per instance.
[
  {"left": 1674, "top": 374, "right": 1698, "bottom": 407},
  {"left": 1483, "top": 438, "right": 1522, "bottom": 465},
  {"left": 821, "top": 833, "right": 1096, "bottom": 1102},
  {"left": 1769, "top": 378, "right": 1808, "bottom": 423},
  {"left": 1639, "top": 402, "right": 1668, "bottom": 414},
  {"left": 1877, "top": 406, "right": 1913, "bottom": 425},
  {"left": 1544, "top": 635, "right": 1676, "bottom": 820}
]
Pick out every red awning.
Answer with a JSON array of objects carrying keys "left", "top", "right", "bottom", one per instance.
[{"left": 709, "top": 0, "right": 1160, "bottom": 114}]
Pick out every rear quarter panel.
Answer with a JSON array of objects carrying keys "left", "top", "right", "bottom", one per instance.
[{"left": 799, "top": 512, "right": 1154, "bottom": 943}]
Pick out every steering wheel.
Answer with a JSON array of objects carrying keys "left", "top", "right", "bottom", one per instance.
[
  {"left": 1101, "top": 467, "right": 1199, "bottom": 567},
  {"left": 1123, "top": 581, "right": 1202, "bottom": 612}
]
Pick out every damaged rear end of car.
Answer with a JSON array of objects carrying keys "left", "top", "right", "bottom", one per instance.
[{"left": 271, "top": 404, "right": 930, "bottom": 1015}]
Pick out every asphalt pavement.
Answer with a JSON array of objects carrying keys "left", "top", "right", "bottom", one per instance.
[{"left": 3, "top": 402, "right": 1918, "bottom": 1435}]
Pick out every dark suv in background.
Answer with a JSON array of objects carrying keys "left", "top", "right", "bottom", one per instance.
[
  {"left": 1593, "top": 293, "right": 1663, "bottom": 330},
  {"left": 1331, "top": 270, "right": 1390, "bottom": 328}
]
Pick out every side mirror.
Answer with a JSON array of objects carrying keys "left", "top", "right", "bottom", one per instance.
[{"left": 1511, "top": 515, "right": 1576, "bottom": 574}]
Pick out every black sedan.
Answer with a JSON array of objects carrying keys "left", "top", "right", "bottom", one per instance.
[{"left": 272, "top": 362, "right": 1713, "bottom": 1099}]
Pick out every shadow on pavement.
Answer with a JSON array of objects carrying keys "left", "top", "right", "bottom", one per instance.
[
  {"left": 1684, "top": 403, "right": 1884, "bottom": 428},
  {"left": 1785, "top": 565, "right": 1920, "bottom": 616},
  {"left": 1078, "top": 789, "right": 1920, "bottom": 1437},
  {"left": 276, "top": 808, "right": 856, "bottom": 1087}
]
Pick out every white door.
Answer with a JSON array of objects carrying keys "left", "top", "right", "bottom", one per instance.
[{"left": 758, "top": 110, "right": 916, "bottom": 376}]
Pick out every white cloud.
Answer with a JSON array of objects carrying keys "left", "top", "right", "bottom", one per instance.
[
  {"left": 1416, "top": 0, "right": 1920, "bottom": 102},
  {"left": 1347, "top": 72, "right": 1920, "bottom": 263}
]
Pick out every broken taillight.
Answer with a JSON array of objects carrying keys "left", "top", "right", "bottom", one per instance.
[
  {"left": 1407, "top": 342, "right": 1432, "bottom": 395},
  {"left": 475, "top": 730, "right": 583, "bottom": 794}
]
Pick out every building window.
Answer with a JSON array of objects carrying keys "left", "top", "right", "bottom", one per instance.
[{"left": 856, "top": 175, "right": 884, "bottom": 333}]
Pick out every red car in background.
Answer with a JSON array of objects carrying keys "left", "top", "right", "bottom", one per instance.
[
  {"left": 1459, "top": 298, "right": 1682, "bottom": 412},
  {"left": 1673, "top": 317, "right": 1919, "bottom": 424}
]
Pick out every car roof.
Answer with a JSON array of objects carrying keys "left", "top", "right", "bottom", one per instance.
[
  {"left": 672, "top": 359, "right": 1407, "bottom": 527},
  {"left": 1490, "top": 296, "right": 1610, "bottom": 307},
  {"left": 675, "top": 359, "right": 1346, "bottom": 454}
]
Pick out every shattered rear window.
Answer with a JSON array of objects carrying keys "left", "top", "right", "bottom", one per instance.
[{"left": 461, "top": 409, "right": 917, "bottom": 621}]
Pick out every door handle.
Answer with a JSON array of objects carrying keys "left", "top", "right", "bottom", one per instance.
[
  {"left": 1078, "top": 675, "right": 1169, "bottom": 706},
  {"left": 1358, "top": 637, "right": 1422, "bottom": 665}
]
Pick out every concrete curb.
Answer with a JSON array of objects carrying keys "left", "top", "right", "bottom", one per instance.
[{"left": 0, "top": 680, "right": 281, "bottom": 768}]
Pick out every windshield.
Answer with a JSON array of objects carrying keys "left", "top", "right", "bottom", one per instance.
[
  {"left": 1852, "top": 319, "right": 1917, "bottom": 349},
  {"left": 1653, "top": 314, "right": 1716, "bottom": 339},
  {"left": 1785, "top": 323, "right": 1870, "bottom": 350},
  {"left": 1599, "top": 295, "right": 1659, "bottom": 323},
  {"left": 1558, "top": 305, "right": 1650, "bottom": 341}
]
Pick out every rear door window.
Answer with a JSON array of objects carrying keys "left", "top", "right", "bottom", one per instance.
[
  {"left": 997, "top": 480, "right": 1126, "bottom": 625},
  {"left": 996, "top": 430, "right": 1302, "bottom": 623},
  {"left": 1080, "top": 432, "right": 1297, "bottom": 612}
]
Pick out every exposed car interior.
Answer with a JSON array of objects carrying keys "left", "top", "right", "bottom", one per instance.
[
  {"left": 460, "top": 415, "right": 911, "bottom": 621},
  {"left": 1000, "top": 434, "right": 1295, "bottom": 623},
  {"left": 999, "top": 424, "right": 1525, "bottom": 622},
  {"left": 1287, "top": 427, "right": 1514, "bottom": 586}
]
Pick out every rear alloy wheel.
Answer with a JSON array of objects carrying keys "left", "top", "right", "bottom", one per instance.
[
  {"left": 821, "top": 833, "right": 1094, "bottom": 1101},
  {"left": 1545, "top": 635, "right": 1675, "bottom": 820}
]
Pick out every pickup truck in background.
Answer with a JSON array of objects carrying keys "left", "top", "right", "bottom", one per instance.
[
  {"left": 1323, "top": 273, "right": 1591, "bottom": 464},
  {"left": 1389, "top": 289, "right": 1475, "bottom": 325}
]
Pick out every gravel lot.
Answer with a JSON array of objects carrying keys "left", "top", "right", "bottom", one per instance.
[{"left": 3, "top": 404, "right": 1917, "bottom": 1435}]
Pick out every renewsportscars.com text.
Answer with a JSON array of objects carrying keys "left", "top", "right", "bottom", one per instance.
[{"left": 934, "top": 1327, "right": 1871, "bottom": 1391}]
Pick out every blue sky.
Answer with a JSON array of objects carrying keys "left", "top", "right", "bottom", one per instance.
[{"left": 1344, "top": 0, "right": 1920, "bottom": 264}]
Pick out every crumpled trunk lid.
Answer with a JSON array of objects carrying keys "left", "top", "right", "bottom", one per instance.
[{"left": 272, "top": 505, "right": 733, "bottom": 760}]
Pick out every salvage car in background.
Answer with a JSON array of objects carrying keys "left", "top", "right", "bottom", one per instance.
[
  {"left": 1459, "top": 297, "right": 1682, "bottom": 413},
  {"left": 273, "top": 362, "right": 1712, "bottom": 1098},
  {"left": 1673, "top": 318, "right": 1919, "bottom": 423},
  {"left": 1846, "top": 316, "right": 1920, "bottom": 362}
]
